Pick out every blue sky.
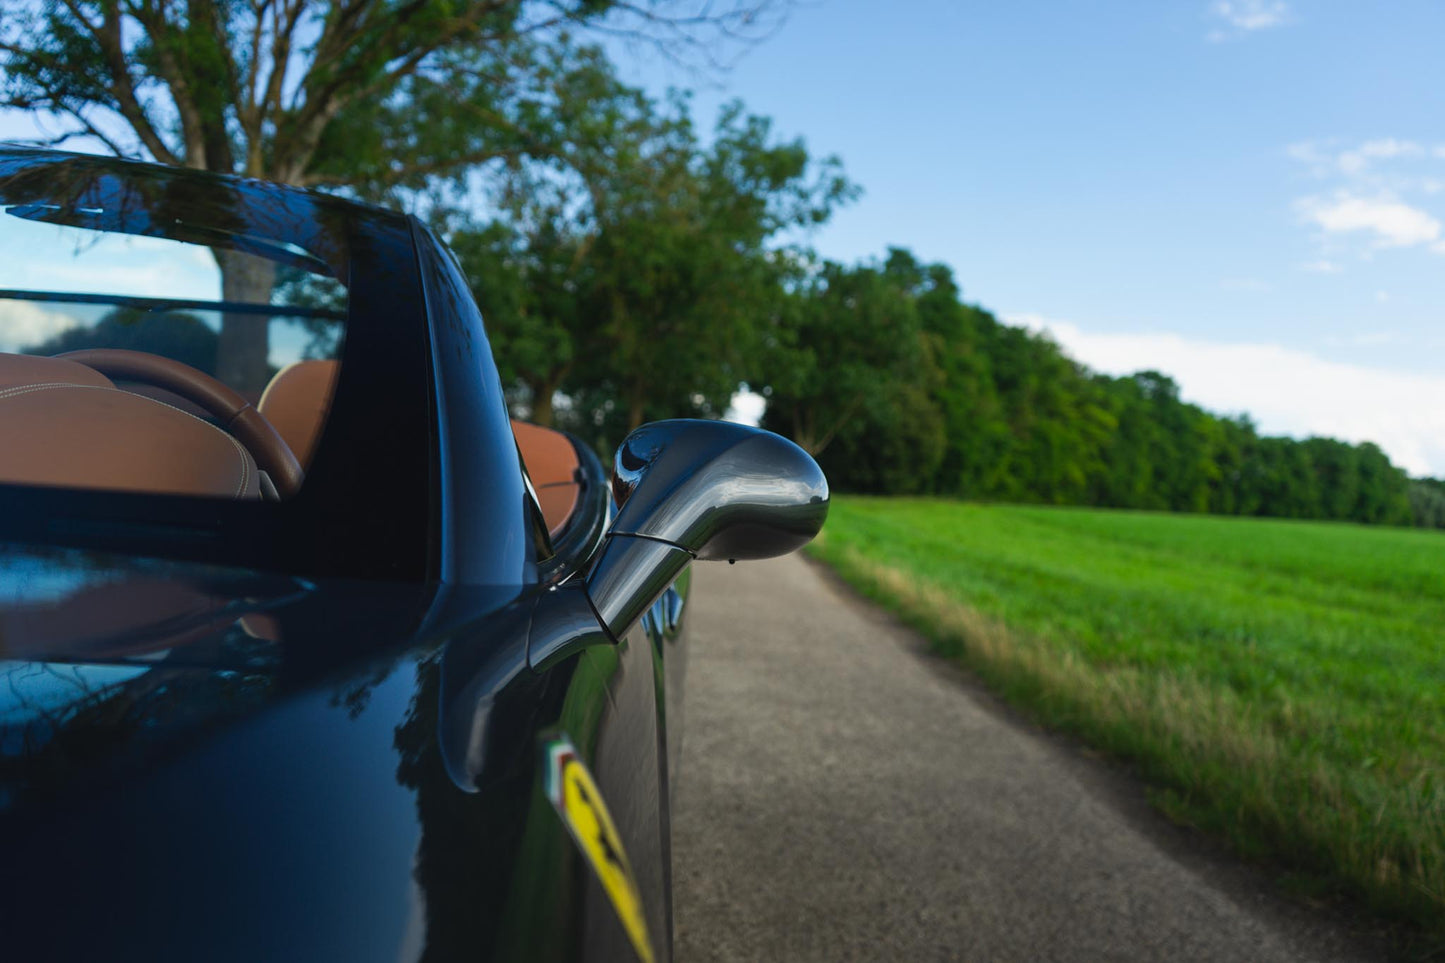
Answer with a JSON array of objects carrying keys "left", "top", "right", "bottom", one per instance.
[
  {"left": 3, "top": 1, "right": 1443, "bottom": 472},
  {"left": 608, "top": 0, "right": 1445, "bottom": 475}
]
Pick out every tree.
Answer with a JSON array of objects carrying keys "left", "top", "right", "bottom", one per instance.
[
  {"left": 1351, "top": 441, "right": 1412, "bottom": 525},
  {"left": 1409, "top": 478, "right": 1445, "bottom": 529},
  {"left": 0, "top": 1, "right": 786, "bottom": 182},
  {"left": 879, "top": 249, "right": 1005, "bottom": 496},
  {"left": 1, "top": 0, "right": 789, "bottom": 390},
  {"left": 760, "top": 258, "right": 929, "bottom": 460},
  {"left": 450, "top": 218, "right": 583, "bottom": 427},
  {"left": 456, "top": 85, "right": 852, "bottom": 441},
  {"left": 582, "top": 99, "right": 852, "bottom": 434}
]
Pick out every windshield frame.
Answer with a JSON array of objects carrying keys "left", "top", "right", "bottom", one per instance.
[{"left": 0, "top": 148, "right": 438, "bottom": 582}]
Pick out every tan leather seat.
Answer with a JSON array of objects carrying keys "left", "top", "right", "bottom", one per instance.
[
  {"left": 0, "top": 353, "right": 114, "bottom": 390},
  {"left": 512, "top": 420, "right": 582, "bottom": 538},
  {"left": 255, "top": 362, "right": 584, "bottom": 533},
  {"left": 0, "top": 352, "right": 261, "bottom": 498},
  {"left": 258, "top": 360, "right": 339, "bottom": 470}
]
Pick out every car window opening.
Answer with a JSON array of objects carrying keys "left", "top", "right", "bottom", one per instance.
[{"left": 0, "top": 182, "right": 349, "bottom": 502}]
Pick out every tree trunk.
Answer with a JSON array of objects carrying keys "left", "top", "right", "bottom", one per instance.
[
  {"left": 628, "top": 389, "right": 645, "bottom": 432},
  {"left": 215, "top": 250, "right": 277, "bottom": 396},
  {"left": 530, "top": 380, "right": 555, "bottom": 427}
]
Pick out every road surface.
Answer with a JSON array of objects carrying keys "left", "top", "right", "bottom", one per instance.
[{"left": 670, "top": 553, "right": 1386, "bottom": 962}]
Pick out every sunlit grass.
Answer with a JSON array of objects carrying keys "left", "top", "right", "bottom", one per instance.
[{"left": 810, "top": 498, "right": 1445, "bottom": 936}]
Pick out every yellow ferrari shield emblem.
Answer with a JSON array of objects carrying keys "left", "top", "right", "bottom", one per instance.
[{"left": 544, "top": 738, "right": 655, "bottom": 963}]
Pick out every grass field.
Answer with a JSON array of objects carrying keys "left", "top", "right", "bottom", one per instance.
[{"left": 809, "top": 498, "right": 1445, "bottom": 936}]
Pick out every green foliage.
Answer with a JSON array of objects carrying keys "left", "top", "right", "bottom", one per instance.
[
  {"left": 760, "top": 254, "right": 929, "bottom": 462},
  {"left": 1, "top": 1, "right": 793, "bottom": 391},
  {"left": 814, "top": 498, "right": 1445, "bottom": 936},
  {"left": 452, "top": 80, "right": 855, "bottom": 443},
  {"left": 1410, "top": 478, "right": 1445, "bottom": 529},
  {"left": 755, "top": 244, "right": 1422, "bottom": 528},
  {"left": 4, "top": 5, "right": 1425, "bottom": 525},
  {"left": 0, "top": 1, "right": 788, "bottom": 188}
]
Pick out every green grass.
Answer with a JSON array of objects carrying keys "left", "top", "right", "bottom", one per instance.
[{"left": 809, "top": 497, "right": 1445, "bottom": 936}]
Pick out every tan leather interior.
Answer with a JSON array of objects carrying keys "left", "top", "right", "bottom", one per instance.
[
  {"left": 0, "top": 352, "right": 261, "bottom": 498},
  {"left": 259, "top": 360, "right": 339, "bottom": 470},
  {"left": 512, "top": 420, "right": 582, "bottom": 538},
  {"left": 0, "top": 353, "right": 114, "bottom": 390},
  {"left": 62, "top": 348, "right": 304, "bottom": 497}
]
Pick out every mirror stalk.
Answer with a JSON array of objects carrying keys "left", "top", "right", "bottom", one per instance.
[{"left": 586, "top": 535, "right": 693, "bottom": 641}]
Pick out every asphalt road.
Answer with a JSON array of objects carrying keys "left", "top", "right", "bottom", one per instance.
[{"left": 670, "top": 553, "right": 1386, "bottom": 963}]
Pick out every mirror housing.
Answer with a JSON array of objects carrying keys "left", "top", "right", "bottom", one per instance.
[{"left": 585, "top": 419, "right": 828, "bottom": 640}]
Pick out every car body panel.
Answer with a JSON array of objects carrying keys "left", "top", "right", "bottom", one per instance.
[
  {"left": 0, "top": 149, "right": 688, "bottom": 961},
  {"left": 0, "top": 541, "right": 677, "bottom": 961}
]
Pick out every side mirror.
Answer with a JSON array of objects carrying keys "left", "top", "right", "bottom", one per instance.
[
  {"left": 452, "top": 421, "right": 827, "bottom": 786},
  {"left": 526, "top": 419, "right": 827, "bottom": 669},
  {"left": 589, "top": 419, "right": 827, "bottom": 637}
]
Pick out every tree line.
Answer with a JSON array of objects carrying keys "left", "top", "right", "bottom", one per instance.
[
  {"left": 758, "top": 249, "right": 1432, "bottom": 528},
  {"left": 467, "top": 189, "right": 1434, "bottom": 526},
  {"left": 426, "top": 57, "right": 1436, "bottom": 529}
]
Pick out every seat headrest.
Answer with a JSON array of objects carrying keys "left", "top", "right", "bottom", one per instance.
[
  {"left": 0, "top": 382, "right": 261, "bottom": 498},
  {"left": 258, "top": 360, "right": 339, "bottom": 470},
  {"left": 512, "top": 420, "right": 583, "bottom": 538}
]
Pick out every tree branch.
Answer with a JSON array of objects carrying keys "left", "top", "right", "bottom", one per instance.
[
  {"left": 277, "top": 0, "right": 521, "bottom": 178},
  {"left": 87, "top": 2, "right": 182, "bottom": 164},
  {"left": 301, "top": 145, "right": 535, "bottom": 189},
  {"left": 125, "top": 0, "right": 209, "bottom": 167},
  {"left": 257, "top": 0, "right": 305, "bottom": 126},
  {"left": 55, "top": 106, "right": 132, "bottom": 157},
  {"left": 240, "top": 0, "right": 272, "bottom": 126},
  {"left": 811, "top": 392, "right": 865, "bottom": 456}
]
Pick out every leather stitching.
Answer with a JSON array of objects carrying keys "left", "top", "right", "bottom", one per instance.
[{"left": 0, "top": 383, "right": 253, "bottom": 497}]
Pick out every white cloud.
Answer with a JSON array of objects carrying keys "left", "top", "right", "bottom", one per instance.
[
  {"left": 1286, "top": 140, "right": 1329, "bottom": 171},
  {"left": 0, "top": 301, "right": 81, "bottom": 352},
  {"left": 1289, "top": 144, "right": 1445, "bottom": 262},
  {"left": 1297, "top": 192, "right": 1441, "bottom": 248},
  {"left": 1374, "top": 289, "right": 1390, "bottom": 303},
  {"left": 1336, "top": 138, "right": 1422, "bottom": 175},
  {"left": 1011, "top": 313, "right": 1445, "bottom": 476},
  {"left": 1209, "top": 0, "right": 1290, "bottom": 37},
  {"left": 1289, "top": 137, "right": 1432, "bottom": 179},
  {"left": 1300, "top": 259, "right": 1340, "bottom": 273}
]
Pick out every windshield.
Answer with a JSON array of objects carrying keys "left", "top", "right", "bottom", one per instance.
[
  {"left": 0, "top": 155, "right": 350, "bottom": 501},
  {"left": 0, "top": 149, "right": 434, "bottom": 581}
]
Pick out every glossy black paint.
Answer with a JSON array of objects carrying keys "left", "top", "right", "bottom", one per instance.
[
  {"left": 411, "top": 219, "right": 543, "bottom": 585},
  {"left": 0, "top": 543, "right": 663, "bottom": 960},
  {"left": 586, "top": 419, "right": 830, "bottom": 640},
  {"left": 0, "top": 150, "right": 828, "bottom": 961},
  {"left": 610, "top": 418, "right": 830, "bottom": 561}
]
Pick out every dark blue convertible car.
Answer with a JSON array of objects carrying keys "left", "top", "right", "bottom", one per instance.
[{"left": 0, "top": 147, "right": 827, "bottom": 961}]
